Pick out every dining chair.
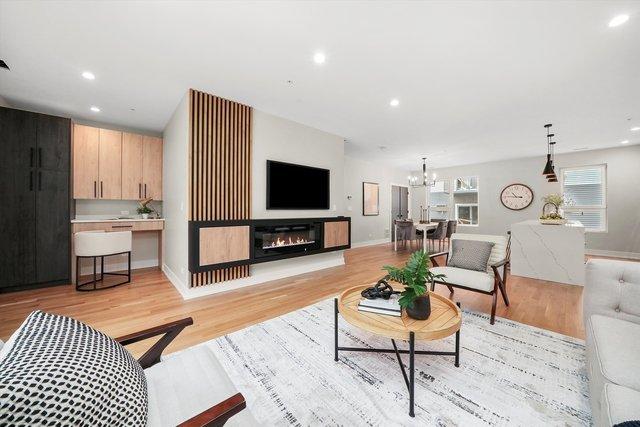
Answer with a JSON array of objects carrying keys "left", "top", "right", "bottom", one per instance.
[
  {"left": 394, "top": 220, "right": 415, "bottom": 250},
  {"left": 445, "top": 220, "right": 457, "bottom": 250},
  {"left": 426, "top": 221, "right": 448, "bottom": 252}
]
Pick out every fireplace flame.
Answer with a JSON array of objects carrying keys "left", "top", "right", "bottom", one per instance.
[{"left": 268, "top": 236, "right": 310, "bottom": 248}]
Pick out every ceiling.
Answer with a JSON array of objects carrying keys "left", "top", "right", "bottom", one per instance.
[{"left": 1, "top": 1, "right": 639, "bottom": 170}]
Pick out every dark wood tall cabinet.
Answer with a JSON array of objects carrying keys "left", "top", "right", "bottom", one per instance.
[{"left": 0, "top": 107, "right": 71, "bottom": 292}]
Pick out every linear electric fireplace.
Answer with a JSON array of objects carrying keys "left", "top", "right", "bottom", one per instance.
[
  {"left": 254, "top": 221, "right": 322, "bottom": 260},
  {"left": 189, "top": 217, "right": 350, "bottom": 274}
]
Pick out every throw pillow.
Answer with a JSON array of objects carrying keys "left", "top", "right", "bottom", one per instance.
[
  {"left": 448, "top": 239, "right": 495, "bottom": 272},
  {"left": 0, "top": 310, "right": 148, "bottom": 426}
]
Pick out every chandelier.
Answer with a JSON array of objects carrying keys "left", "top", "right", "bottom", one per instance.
[{"left": 408, "top": 157, "right": 436, "bottom": 188}]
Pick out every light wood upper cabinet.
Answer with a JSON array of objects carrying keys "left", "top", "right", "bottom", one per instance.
[
  {"left": 73, "top": 124, "right": 100, "bottom": 199},
  {"left": 122, "top": 132, "right": 143, "bottom": 199},
  {"left": 142, "top": 136, "right": 162, "bottom": 200},
  {"left": 97, "top": 129, "right": 122, "bottom": 199},
  {"left": 73, "top": 124, "right": 162, "bottom": 200}
]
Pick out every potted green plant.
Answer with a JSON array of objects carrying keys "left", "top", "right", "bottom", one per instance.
[
  {"left": 539, "top": 193, "right": 570, "bottom": 225},
  {"left": 137, "top": 205, "right": 153, "bottom": 219},
  {"left": 383, "top": 251, "right": 445, "bottom": 320}
]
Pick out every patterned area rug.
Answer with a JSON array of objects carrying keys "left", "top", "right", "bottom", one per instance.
[{"left": 206, "top": 299, "right": 590, "bottom": 426}]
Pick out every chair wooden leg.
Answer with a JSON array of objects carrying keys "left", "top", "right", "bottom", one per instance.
[
  {"left": 498, "top": 280, "right": 510, "bottom": 306},
  {"left": 430, "top": 280, "right": 435, "bottom": 292},
  {"left": 445, "top": 284, "right": 454, "bottom": 295},
  {"left": 490, "top": 292, "right": 497, "bottom": 325}
]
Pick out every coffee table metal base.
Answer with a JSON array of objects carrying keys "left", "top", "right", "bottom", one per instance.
[{"left": 333, "top": 298, "right": 461, "bottom": 417}]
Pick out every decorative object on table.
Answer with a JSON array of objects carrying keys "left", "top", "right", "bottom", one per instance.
[
  {"left": 360, "top": 278, "right": 397, "bottom": 300},
  {"left": 137, "top": 197, "right": 157, "bottom": 219},
  {"left": 362, "top": 182, "right": 379, "bottom": 216},
  {"left": 539, "top": 193, "right": 569, "bottom": 224},
  {"left": 383, "top": 250, "right": 445, "bottom": 320},
  {"left": 541, "top": 124, "right": 559, "bottom": 182},
  {"left": 408, "top": 157, "right": 437, "bottom": 188},
  {"left": 500, "top": 183, "right": 534, "bottom": 210}
]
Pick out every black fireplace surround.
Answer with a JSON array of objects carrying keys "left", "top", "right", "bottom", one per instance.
[{"left": 188, "top": 217, "right": 350, "bottom": 273}]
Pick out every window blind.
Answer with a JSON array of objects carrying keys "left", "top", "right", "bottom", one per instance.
[{"left": 561, "top": 166, "right": 606, "bottom": 232}]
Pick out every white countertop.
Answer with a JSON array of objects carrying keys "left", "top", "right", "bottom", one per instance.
[
  {"left": 513, "top": 219, "right": 584, "bottom": 228},
  {"left": 71, "top": 217, "right": 165, "bottom": 223}
]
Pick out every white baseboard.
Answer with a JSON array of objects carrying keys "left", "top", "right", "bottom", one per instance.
[
  {"left": 351, "top": 238, "right": 390, "bottom": 248},
  {"left": 586, "top": 249, "right": 640, "bottom": 260},
  {"left": 162, "top": 263, "right": 189, "bottom": 298},
  {"left": 176, "top": 252, "right": 345, "bottom": 300}
]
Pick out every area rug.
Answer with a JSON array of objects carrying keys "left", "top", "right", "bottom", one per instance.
[{"left": 205, "top": 299, "right": 591, "bottom": 426}]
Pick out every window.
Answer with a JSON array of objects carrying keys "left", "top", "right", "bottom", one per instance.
[
  {"left": 561, "top": 165, "right": 606, "bottom": 232},
  {"left": 455, "top": 203, "right": 479, "bottom": 225},
  {"left": 453, "top": 176, "right": 479, "bottom": 225}
]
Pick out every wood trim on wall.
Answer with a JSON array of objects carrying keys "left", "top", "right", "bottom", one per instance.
[{"left": 188, "top": 89, "right": 252, "bottom": 286}]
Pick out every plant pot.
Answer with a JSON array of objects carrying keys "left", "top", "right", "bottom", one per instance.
[
  {"left": 141, "top": 213, "right": 149, "bottom": 219},
  {"left": 406, "top": 294, "right": 431, "bottom": 320}
]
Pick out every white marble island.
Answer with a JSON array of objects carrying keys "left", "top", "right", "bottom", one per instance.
[{"left": 510, "top": 220, "right": 585, "bottom": 286}]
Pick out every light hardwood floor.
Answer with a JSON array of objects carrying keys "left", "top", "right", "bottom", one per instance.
[{"left": 0, "top": 243, "right": 588, "bottom": 357}]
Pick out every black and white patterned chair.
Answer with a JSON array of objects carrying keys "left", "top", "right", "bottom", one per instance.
[
  {"left": 0, "top": 311, "right": 257, "bottom": 426},
  {"left": 429, "top": 233, "right": 511, "bottom": 325}
]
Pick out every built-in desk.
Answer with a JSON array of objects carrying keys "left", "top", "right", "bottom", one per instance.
[{"left": 71, "top": 218, "right": 164, "bottom": 283}]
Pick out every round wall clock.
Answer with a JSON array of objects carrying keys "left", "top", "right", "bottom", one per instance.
[{"left": 500, "top": 183, "right": 534, "bottom": 210}]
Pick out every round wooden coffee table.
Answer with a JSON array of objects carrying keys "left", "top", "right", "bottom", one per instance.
[{"left": 334, "top": 284, "right": 462, "bottom": 417}]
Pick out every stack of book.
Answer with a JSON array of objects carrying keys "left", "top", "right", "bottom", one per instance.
[{"left": 358, "top": 294, "right": 401, "bottom": 317}]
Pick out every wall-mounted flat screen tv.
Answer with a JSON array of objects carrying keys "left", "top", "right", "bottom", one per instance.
[{"left": 267, "top": 160, "right": 330, "bottom": 209}]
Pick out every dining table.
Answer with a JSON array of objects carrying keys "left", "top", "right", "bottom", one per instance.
[{"left": 394, "top": 221, "right": 440, "bottom": 252}]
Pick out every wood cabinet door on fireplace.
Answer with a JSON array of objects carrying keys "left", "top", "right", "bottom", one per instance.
[
  {"left": 73, "top": 124, "right": 99, "bottom": 199},
  {"left": 142, "top": 136, "right": 162, "bottom": 200},
  {"left": 324, "top": 221, "right": 349, "bottom": 248},
  {"left": 98, "top": 128, "right": 122, "bottom": 199},
  {"left": 122, "top": 132, "right": 143, "bottom": 199}
]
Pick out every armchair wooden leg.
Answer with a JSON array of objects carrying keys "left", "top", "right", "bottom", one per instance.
[
  {"left": 490, "top": 292, "right": 497, "bottom": 325},
  {"left": 431, "top": 280, "right": 435, "bottom": 292},
  {"left": 445, "top": 284, "right": 454, "bottom": 295},
  {"left": 498, "top": 281, "right": 510, "bottom": 306}
]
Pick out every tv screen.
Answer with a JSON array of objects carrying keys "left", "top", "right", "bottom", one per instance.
[{"left": 267, "top": 160, "right": 330, "bottom": 209}]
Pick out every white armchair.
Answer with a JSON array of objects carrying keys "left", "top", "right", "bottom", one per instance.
[{"left": 429, "top": 233, "right": 510, "bottom": 324}]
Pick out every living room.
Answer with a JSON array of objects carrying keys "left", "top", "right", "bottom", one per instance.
[{"left": 1, "top": 1, "right": 639, "bottom": 426}]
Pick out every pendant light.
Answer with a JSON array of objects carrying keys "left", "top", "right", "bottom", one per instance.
[
  {"left": 547, "top": 141, "right": 558, "bottom": 182},
  {"left": 542, "top": 124, "right": 555, "bottom": 176}
]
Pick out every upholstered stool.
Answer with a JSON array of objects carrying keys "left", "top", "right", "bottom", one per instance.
[{"left": 74, "top": 231, "right": 132, "bottom": 291}]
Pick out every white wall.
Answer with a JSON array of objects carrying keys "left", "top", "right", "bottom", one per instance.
[
  {"left": 344, "top": 155, "right": 410, "bottom": 245},
  {"left": 252, "top": 110, "right": 345, "bottom": 218},
  {"left": 0, "top": 95, "right": 11, "bottom": 107},
  {"left": 161, "top": 92, "right": 190, "bottom": 289},
  {"left": 430, "top": 145, "right": 640, "bottom": 255}
]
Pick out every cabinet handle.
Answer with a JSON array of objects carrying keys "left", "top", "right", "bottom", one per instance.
[
  {"left": 144, "top": 183, "right": 147, "bottom": 198},
  {"left": 38, "top": 171, "right": 42, "bottom": 191},
  {"left": 38, "top": 148, "right": 42, "bottom": 167},
  {"left": 29, "top": 171, "right": 33, "bottom": 191},
  {"left": 94, "top": 181, "right": 97, "bottom": 198},
  {"left": 100, "top": 181, "right": 103, "bottom": 198},
  {"left": 30, "top": 148, "right": 35, "bottom": 167},
  {"left": 139, "top": 183, "right": 142, "bottom": 199},
  {"left": 111, "top": 225, "right": 133, "bottom": 228}
]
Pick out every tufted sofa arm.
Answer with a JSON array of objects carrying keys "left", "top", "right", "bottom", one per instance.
[{"left": 584, "top": 259, "right": 640, "bottom": 328}]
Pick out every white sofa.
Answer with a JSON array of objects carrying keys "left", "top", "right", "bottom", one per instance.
[{"left": 584, "top": 259, "right": 640, "bottom": 426}]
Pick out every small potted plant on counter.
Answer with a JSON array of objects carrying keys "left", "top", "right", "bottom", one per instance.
[
  {"left": 539, "top": 193, "right": 570, "bottom": 225},
  {"left": 383, "top": 251, "right": 445, "bottom": 320},
  {"left": 137, "top": 198, "right": 155, "bottom": 219}
]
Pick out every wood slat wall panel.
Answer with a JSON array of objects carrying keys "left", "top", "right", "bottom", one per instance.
[{"left": 188, "top": 89, "right": 252, "bottom": 286}]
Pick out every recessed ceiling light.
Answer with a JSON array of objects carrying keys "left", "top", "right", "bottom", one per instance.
[
  {"left": 82, "top": 71, "right": 95, "bottom": 80},
  {"left": 313, "top": 52, "right": 326, "bottom": 64},
  {"left": 631, "top": 127, "right": 640, "bottom": 131},
  {"left": 620, "top": 140, "right": 629, "bottom": 144},
  {"left": 90, "top": 106, "right": 100, "bottom": 112},
  {"left": 609, "top": 14, "right": 629, "bottom": 27},
  {"left": 390, "top": 99, "right": 400, "bottom": 107}
]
